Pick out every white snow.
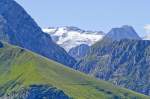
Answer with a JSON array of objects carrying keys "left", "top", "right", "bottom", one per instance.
[
  {"left": 43, "top": 27, "right": 105, "bottom": 51},
  {"left": 43, "top": 28, "right": 56, "bottom": 33}
]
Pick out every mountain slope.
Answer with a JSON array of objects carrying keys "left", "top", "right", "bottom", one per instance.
[
  {"left": 75, "top": 39, "right": 150, "bottom": 96},
  {"left": 68, "top": 44, "right": 90, "bottom": 60},
  {"left": 0, "top": 42, "right": 149, "bottom": 99},
  {"left": 43, "top": 26, "right": 105, "bottom": 51},
  {"left": 0, "top": 0, "right": 76, "bottom": 67}
]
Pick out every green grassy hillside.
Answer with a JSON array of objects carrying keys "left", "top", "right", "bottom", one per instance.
[{"left": 0, "top": 42, "right": 149, "bottom": 99}]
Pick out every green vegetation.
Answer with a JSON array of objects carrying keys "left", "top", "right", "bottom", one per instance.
[{"left": 0, "top": 42, "right": 149, "bottom": 99}]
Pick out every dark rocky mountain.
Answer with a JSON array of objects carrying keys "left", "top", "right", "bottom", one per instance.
[
  {"left": 74, "top": 26, "right": 150, "bottom": 95},
  {"left": 1, "top": 85, "right": 70, "bottom": 99},
  {"left": 68, "top": 44, "right": 90, "bottom": 60},
  {"left": 105, "top": 25, "right": 141, "bottom": 41},
  {"left": 75, "top": 38, "right": 150, "bottom": 95},
  {"left": 62, "top": 26, "right": 85, "bottom": 33},
  {"left": 0, "top": 0, "right": 76, "bottom": 67}
]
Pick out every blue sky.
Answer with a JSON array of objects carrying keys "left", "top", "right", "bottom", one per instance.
[{"left": 15, "top": 0, "right": 150, "bottom": 36}]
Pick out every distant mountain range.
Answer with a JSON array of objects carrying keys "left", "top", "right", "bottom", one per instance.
[
  {"left": 43, "top": 26, "right": 105, "bottom": 52},
  {"left": 0, "top": 0, "right": 76, "bottom": 67},
  {"left": 43, "top": 26, "right": 143, "bottom": 60}
]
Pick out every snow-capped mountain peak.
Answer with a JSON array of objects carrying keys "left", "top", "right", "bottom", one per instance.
[{"left": 43, "top": 26, "right": 105, "bottom": 51}]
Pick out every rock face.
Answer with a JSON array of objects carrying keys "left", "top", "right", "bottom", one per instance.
[
  {"left": 43, "top": 26, "right": 105, "bottom": 51},
  {"left": 105, "top": 25, "right": 141, "bottom": 41},
  {"left": 75, "top": 39, "right": 150, "bottom": 95},
  {"left": 0, "top": 85, "right": 70, "bottom": 99},
  {"left": 74, "top": 26, "right": 150, "bottom": 95},
  {"left": 0, "top": 0, "right": 76, "bottom": 67},
  {"left": 68, "top": 44, "right": 90, "bottom": 60},
  {"left": 27, "top": 85, "right": 70, "bottom": 99}
]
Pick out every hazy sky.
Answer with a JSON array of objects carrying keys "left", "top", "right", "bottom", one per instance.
[{"left": 15, "top": 0, "right": 150, "bottom": 36}]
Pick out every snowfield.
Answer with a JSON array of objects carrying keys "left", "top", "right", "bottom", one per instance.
[{"left": 43, "top": 26, "right": 105, "bottom": 51}]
